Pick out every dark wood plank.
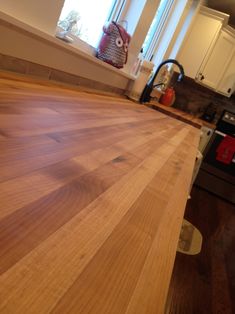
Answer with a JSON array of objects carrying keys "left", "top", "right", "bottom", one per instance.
[{"left": 166, "top": 187, "right": 235, "bottom": 314}]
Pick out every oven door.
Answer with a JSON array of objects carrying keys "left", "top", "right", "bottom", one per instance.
[
  {"left": 195, "top": 130, "right": 235, "bottom": 204},
  {"left": 201, "top": 130, "right": 235, "bottom": 184}
]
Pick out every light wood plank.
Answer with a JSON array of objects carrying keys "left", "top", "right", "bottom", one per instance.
[{"left": 0, "top": 71, "right": 200, "bottom": 314}]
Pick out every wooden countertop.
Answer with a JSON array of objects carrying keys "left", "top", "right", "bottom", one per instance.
[
  {"left": 149, "top": 102, "right": 216, "bottom": 129},
  {"left": 0, "top": 72, "right": 200, "bottom": 314}
]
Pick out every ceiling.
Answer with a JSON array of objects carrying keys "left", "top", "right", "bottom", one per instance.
[{"left": 207, "top": 0, "right": 235, "bottom": 27}]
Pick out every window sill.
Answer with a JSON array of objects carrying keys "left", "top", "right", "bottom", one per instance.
[{"left": 0, "top": 11, "right": 135, "bottom": 81}]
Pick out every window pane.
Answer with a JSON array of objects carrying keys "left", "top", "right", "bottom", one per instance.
[
  {"left": 142, "top": 0, "right": 169, "bottom": 58},
  {"left": 58, "top": 0, "right": 117, "bottom": 47}
]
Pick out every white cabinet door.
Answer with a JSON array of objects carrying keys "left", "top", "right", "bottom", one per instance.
[
  {"left": 197, "top": 30, "right": 235, "bottom": 90},
  {"left": 217, "top": 50, "right": 235, "bottom": 97},
  {"left": 178, "top": 7, "right": 227, "bottom": 79},
  {"left": 198, "top": 126, "right": 214, "bottom": 153}
]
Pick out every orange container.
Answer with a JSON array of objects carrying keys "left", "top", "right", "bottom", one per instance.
[{"left": 159, "top": 87, "right": 175, "bottom": 106}]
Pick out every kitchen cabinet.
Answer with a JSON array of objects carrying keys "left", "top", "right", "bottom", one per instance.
[
  {"left": 217, "top": 51, "right": 235, "bottom": 96},
  {"left": 196, "top": 27, "right": 235, "bottom": 96},
  {"left": 178, "top": 6, "right": 229, "bottom": 79},
  {"left": 216, "top": 28, "right": 235, "bottom": 96}
]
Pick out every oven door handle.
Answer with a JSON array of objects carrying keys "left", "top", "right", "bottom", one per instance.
[{"left": 215, "top": 130, "right": 226, "bottom": 137}]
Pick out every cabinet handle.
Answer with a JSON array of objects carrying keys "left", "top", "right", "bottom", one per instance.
[
  {"left": 197, "top": 73, "right": 205, "bottom": 81},
  {"left": 227, "top": 88, "right": 231, "bottom": 93}
]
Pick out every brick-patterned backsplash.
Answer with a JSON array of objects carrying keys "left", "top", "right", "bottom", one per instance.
[{"left": 171, "top": 73, "right": 235, "bottom": 123}]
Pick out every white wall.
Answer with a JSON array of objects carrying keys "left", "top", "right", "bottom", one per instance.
[
  {"left": 0, "top": 15, "right": 131, "bottom": 90},
  {"left": 0, "top": 0, "right": 64, "bottom": 34},
  {"left": 152, "top": 0, "right": 188, "bottom": 67},
  {"left": 0, "top": 0, "right": 162, "bottom": 87},
  {"left": 120, "top": 0, "right": 147, "bottom": 36},
  {"left": 168, "top": 0, "right": 201, "bottom": 60},
  {"left": 0, "top": 0, "right": 195, "bottom": 91}
]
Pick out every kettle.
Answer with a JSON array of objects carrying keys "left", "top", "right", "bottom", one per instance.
[{"left": 159, "top": 87, "right": 175, "bottom": 106}]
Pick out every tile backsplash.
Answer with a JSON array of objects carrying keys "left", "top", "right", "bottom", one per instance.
[
  {"left": 0, "top": 53, "right": 125, "bottom": 96},
  {"left": 171, "top": 73, "right": 235, "bottom": 123}
]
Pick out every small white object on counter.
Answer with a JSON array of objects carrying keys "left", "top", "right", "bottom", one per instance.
[
  {"left": 126, "top": 60, "right": 154, "bottom": 101},
  {"left": 56, "top": 31, "right": 74, "bottom": 43},
  {"left": 131, "top": 49, "right": 144, "bottom": 76}
]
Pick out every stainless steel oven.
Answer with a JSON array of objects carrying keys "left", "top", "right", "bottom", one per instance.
[{"left": 195, "top": 110, "right": 235, "bottom": 204}]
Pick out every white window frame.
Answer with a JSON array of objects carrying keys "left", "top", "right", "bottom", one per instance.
[
  {"left": 108, "top": 0, "right": 128, "bottom": 22},
  {"left": 144, "top": 0, "right": 174, "bottom": 61}
]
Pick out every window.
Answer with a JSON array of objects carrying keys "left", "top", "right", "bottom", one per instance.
[
  {"left": 57, "top": 0, "right": 126, "bottom": 48},
  {"left": 142, "top": 0, "right": 174, "bottom": 61}
]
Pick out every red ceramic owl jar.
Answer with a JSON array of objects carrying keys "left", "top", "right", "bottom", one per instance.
[{"left": 97, "top": 21, "right": 131, "bottom": 69}]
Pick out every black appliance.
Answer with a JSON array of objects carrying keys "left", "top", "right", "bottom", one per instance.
[
  {"left": 200, "top": 102, "right": 217, "bottom": 123},
  {"left": 195, "top": 110, "right": 235, "bottom": 204}
]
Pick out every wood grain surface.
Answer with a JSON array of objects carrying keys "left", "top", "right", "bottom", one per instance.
[
  {"left": 166, "top": 186, "right": 235, "bottom": 314},
  {"left": 0, "top": 71, "right": 200, "bottom": 313},
  {"left": 148, "top": 102, "right": 216, "bottom": 130}
]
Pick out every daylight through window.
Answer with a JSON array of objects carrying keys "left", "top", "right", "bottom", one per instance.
[
  {"left": 142, "top": 0, "right": 174, "bottom": 60},
  {"left": 58, "top": 0, "right": 123, "bottom": 47}
]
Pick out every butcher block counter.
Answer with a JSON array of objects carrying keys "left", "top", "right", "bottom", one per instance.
[
  {"left": 0, "top": 72, "right": 200, "bottom": 314},
  {"left": 148, "top": 101, "right": 216, "bottom": 129}
]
